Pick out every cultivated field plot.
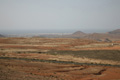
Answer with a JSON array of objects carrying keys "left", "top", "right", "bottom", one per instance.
[{"left": 0, "top": 37, "right": 120, "bottom": 80}]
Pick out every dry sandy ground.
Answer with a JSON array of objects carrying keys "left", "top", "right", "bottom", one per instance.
[
  {"left": 0, "top": 59, "right": 120, "bottom": 80},
  {"left": 0, "top": 37, "right": 120, "bottom": 51},
  {"left": 0, "top": 37, "right": 120, "bottom": 80}
]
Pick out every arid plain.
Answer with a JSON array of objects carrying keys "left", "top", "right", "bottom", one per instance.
[{"left": 0, "top": 37, "right": 120, "bottom": 80}]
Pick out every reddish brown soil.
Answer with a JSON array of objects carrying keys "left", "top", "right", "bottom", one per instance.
[
  {"left": 0, "top": 59, "right": 120, "bottom": 80},
  {"left": 0, "top": 37, "right": 120, "bottom": 80},
  {"left": 0, "top": 38, "right": 120, "bottom": 51}
]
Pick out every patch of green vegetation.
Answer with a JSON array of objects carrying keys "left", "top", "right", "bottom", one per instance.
[
  {"left": 47, "top": 50, "right": 120, "bottom": 61},
  {"left": 0, "top": 56, "right": 120, "bottom": 67}
]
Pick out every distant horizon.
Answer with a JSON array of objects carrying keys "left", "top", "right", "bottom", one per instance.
[{"left": 0, "top": 28, "right": 119, "bottom": 35}]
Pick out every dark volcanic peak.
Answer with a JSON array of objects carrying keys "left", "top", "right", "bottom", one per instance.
[
  {"left": 72, "top": 31, "right": 86, "bottom": 35},
  {"left": 0, "top": 34, "right": 4, "bottom": 37},
  {"left": 71, "top": 31, "right": 87, "bottom": 38},
  {"left": 108, "top": 29, "right": 120, "bottom": 34}
]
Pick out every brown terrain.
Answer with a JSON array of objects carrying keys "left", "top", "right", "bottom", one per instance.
[
  {"left": 70, "top": 29, "right": 120, "bottom": 41},
  {"left": 0, "top": 37, "right": 120, "bottom": 80}
]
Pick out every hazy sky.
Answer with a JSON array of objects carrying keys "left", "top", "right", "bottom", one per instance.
[{"left": 0, "top": 0, "right": 120, "bottom": 34}]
